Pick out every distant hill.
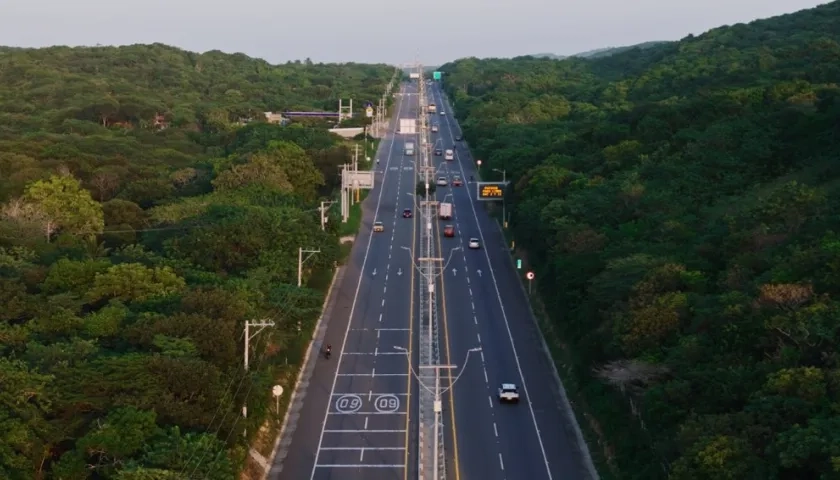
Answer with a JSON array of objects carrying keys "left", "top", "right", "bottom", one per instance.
[
  {"left": 528, "top": 41, "right": 669, "bottom": 61},
  {"left": 574, "top": 41, "right": 669, "bottom": 58},
  {"left": 530, "top": 53, "right": 567, "bottom": 60},
  {"left": 439, "top": 1, "right": 840, "bottom": 478}
]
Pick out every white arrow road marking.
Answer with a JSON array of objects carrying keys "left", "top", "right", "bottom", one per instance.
[
  {"left": 372, "top": 268, "right": 377, "bottom": 276},
  {"left": 477, "top": 269, "right": 482, "bottom": 277},
  {"left": 452, "top": 268, "right": 457, "bottom": 276}
]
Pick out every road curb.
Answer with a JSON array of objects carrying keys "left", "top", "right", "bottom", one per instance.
[
  {"left": 493, "top": 219, "right": 600, "bottom": 480},
  {"left": 262, "top": 266, "right": 346, "bottom": 479}
]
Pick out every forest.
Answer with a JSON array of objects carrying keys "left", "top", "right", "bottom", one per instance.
[
  {"left": 0, "top": 44, "right": 395, "bottom": 479},
  {"left": 440, "top": 1, "right": 840, "bottom": 479}
]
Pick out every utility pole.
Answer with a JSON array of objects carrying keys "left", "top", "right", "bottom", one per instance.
[
  {"left": 297, "top": 247, "right": 321, "bottom": 287},
  {"left": 242, "top": 318, "right": 275, "bottom": 436},
  {"left": 320, "top": 200, "right": 335, "bottom": 231}
]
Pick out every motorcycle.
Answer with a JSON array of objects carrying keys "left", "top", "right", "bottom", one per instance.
[{"left": 325, "top": 345, "right": 332, "bottom": 359}]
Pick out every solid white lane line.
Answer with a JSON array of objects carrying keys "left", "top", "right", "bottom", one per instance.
[
  {"left": 342, "top": 351, "right": 402, "bottom": 355},
  {"left": 332, "top": 392, "right": 410, "bottom": 396},
  {"left": 320, "top": 447, "right": 405, "bottom": 451},
  {"left": 323, "top": 430, "right": 405, "bottom": 433},
  {"left": 328, "top": 411, "right": 407, "bottom": 415}
]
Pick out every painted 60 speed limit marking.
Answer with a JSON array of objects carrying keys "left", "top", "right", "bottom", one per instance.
[
  {"left": 374, "top": 394, "right": 400, "bottom": 413},
  {"left": 334, "top": 394, "right": 363, "bottom": 413}
]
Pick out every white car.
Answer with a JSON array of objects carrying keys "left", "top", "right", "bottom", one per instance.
[
  {"left": 436, "top": 177, "right": 448, "bottom": 186},
  {"left": 431, "top": 125, "right": 439, "bottom": 132},
  {"left": 440, "top": 111, "right": 446, "bottom": 115},
  {"left": 498, "top": 383, "right": 520, "bottom": 403},
  {"left": 468, "top": 238, "right": 480, "bottom": 249}
]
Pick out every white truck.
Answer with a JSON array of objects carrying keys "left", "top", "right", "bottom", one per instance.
[
  {"left": 439, "top": 202, "right": 452, "bottom": 220},
  {"left": 404, "top": 141, "right": 415, "bottom": 155},
  {"left": 428, "top": 103, "right": 437, "bottom": 113},
  {"left": 444, "top": 149, "right": 454, "bottom": 161}
]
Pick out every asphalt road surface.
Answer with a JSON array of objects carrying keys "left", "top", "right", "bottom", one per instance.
[
  {"left": 428, "top": 84, "right": 595, "bottom": 480},
  {"left": 271, "top": 83, "right": 422, "bottom": 480}
]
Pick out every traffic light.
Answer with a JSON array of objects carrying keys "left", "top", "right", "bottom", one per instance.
[{"left": 516, "top": 259, "right": 522, "bottom": 269}]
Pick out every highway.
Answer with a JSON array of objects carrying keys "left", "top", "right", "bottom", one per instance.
[
  {"left": 269, "top": 77, "right": 594, "bottom": 480},
  {"left": 270, "top": 82, "right": 423, "bottom": 480},
  {"left": 428, "top": 83, "right": 596, "bottom": 480}
]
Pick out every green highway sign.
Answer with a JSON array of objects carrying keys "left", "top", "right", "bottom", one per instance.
[
  {"left": 433, "top": 71, "right": 442, "bottom": 80},
  {"left": 516, "top": 259, "right": 522, "bottom": 269}
]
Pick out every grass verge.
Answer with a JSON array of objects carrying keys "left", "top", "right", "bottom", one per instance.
[{"left": 339, "top": 189, "right": 370, "bottom": 237}]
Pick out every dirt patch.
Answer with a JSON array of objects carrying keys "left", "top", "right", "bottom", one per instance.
[{"left": 339, "top": 235, "right": 355, "bottom": 243}]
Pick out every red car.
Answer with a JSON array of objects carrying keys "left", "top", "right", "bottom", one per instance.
[
  {"left": 443, "top": 225, "right": 455, "bottom": 237},
  {"left": 453, "top": 177, "right": 463, "bottom": 187}
]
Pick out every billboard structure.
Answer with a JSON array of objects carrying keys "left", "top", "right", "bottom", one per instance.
[
  {"left": 409, "top": 72, "right": 420, "bottom": 79},
  {"left": 343, "top": 170, "right": 374, "bottom": 189},
  {"left": 476, "top": 182, "right": 506, "bottom": 201},
  {"left": 399, "top": 118, "right": 417, "bottom": 135},
  {"left": 433, "top": 71, "right": 442, "bottom": 80}
]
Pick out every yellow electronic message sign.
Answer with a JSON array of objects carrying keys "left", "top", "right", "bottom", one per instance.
[{"left": 478, "top": 183, "right": 505, "bottom": 200}]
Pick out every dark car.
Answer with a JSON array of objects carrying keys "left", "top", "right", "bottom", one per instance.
[
  {"left": 403, "top": 209, "right": 412, "bottom": 218},
  {"left": 434, "top": 148, "right": 442, "bottom": 156},
  {"left": 455, "top": 135, "right": 463, "bottom": 141}
]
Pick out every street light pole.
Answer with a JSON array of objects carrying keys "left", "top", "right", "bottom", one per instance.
[
  {"left": 494, "top": 168, "right": 507, "bottom": 228},
  {"left": 394, "top": 345, "right": 481, "bottom": 480}
]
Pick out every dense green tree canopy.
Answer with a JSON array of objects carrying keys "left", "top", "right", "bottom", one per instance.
[
  {"left": 441, "top": 2, "right": 840, "bottom": 479},
  {"left": 0, "top": 43, "right": 394, "bottom": 479}
]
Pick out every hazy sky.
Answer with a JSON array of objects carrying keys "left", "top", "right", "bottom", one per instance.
[{"left": 0, "top": 0, "right": 829, "bottom": 65}]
